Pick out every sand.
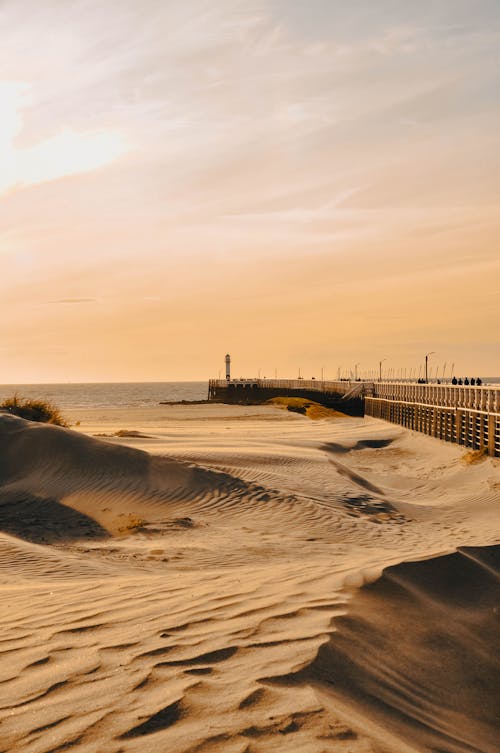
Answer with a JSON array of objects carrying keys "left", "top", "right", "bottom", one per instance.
[{"left": 0, "top": 403, "right": 499, "bottom": 753}]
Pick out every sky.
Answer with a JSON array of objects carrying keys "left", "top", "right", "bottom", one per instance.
[{"left": 1, "top": 0, "right": 499, "bottom": 382}]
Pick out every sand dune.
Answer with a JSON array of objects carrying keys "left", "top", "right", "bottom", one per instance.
[
  {"left": 299, "top": 546, "right": 500, "bottom": 753},
  {"left": 0, "top": 406, "right": 498, "bottom": 752}
]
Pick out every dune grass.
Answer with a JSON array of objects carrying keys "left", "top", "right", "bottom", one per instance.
[
  {"left": 267, "top": 396, "right": 346, "bottom": 420},
  {"left": 116, "top": 514, "right": 147, "bottom": 535},
  {"left": 461, "top": 448, "right": 487, "bottom": 465},
  {"left": 0, "top": 395, "right": 68, "bottom": 427}
]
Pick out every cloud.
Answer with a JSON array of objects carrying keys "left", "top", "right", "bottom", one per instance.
[{"left": 51, "top": 298, "right": 96, "bottom": 304}]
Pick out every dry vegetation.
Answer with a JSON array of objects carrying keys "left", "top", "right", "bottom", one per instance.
[
  {"left": 116, "top": 514, "right": 147, "bottom": 535},
  {"left": 461, "top": 448, "right": 487, "bottom": 465},
  {"left": 0, "top": 395, "right": 67, "bottom": 426},
  {"left": 267, "top": 396, "right": 346, "bottom": 420}
]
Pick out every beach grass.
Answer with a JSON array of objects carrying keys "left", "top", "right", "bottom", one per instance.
[{"left": 0, "top": 395, "right": 68, "bottom": 427}]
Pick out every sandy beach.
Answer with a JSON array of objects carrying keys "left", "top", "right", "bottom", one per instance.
[{"left": 0, "top": 403, "right": 498, "bottom": 753}]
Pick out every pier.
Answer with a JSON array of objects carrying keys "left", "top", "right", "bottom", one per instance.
[
  {"left": 208, "top": 378, "right": 500, "bottom": 457},
  {"left": 365, "top": 382, "right": 500, "bottom": 457}
]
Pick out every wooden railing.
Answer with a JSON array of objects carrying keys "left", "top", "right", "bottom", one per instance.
[{"left": 370, "top": 382, "right": 500, "bottom": 413}]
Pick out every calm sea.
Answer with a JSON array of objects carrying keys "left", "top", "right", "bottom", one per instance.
[
  {"left": 0, "top": 382, "right": 208, "bottom": 409},
  {"left": 1, "top": 378, "right": 498, "bottom": 411}
]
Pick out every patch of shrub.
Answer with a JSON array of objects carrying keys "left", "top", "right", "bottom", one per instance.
[
  {"left": 287, "top": 404, "right": 307, "bottom": 414},
  {"left": 267, "top": 396, "right": 345, "bottom": 419},
  {"left": 117, "top": 514, "right": 147, "bottom": 534},
  {"left": 0, "top": 395, "right": 68, "bottom": 427},
  {"left": 461, "top": 448, "right": 487, "bottom": 465}
]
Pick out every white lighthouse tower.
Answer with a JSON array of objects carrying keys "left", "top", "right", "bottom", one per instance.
[{"left": 225, "top": 353, "right": 231, "bottom": 381}]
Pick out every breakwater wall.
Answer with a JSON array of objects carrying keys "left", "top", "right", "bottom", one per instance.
[
  {"left": 208, "top": 379, "right": 364, "bottom": 415},
  {"left": 208, "top": 379, "right": 500, "bottom": 456}
]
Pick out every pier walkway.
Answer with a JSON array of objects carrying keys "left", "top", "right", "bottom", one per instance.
[{"left": 208, "top": 379, "right": 500, "bottom": 457}]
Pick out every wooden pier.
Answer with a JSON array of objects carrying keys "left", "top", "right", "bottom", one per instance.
[
  {"left": 365, "top": 382, "right": 500, "bottom": 457},
  {"left": 208, "top": 378, "right": 500, "bottom": 457}
]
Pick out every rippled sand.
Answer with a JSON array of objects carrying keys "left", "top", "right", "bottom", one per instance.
[{"left": 0, "top": 404, "right": 498, "bottom": 753}]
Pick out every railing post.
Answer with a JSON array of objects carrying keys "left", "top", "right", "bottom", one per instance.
[
  {"left": 479, "top": 414, "right": 485, "bottom": 448},
  {"left": 431, "top": 408, "right": 438, "bottom": 437},
  {"left": 455, "top": 410, "right": 463, "bottom": 444},
  {"left": 488, "top": 415, "right": 496, "bottom": 456}
]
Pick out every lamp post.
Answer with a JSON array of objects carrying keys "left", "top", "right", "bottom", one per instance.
[
  {"left": 379, "top": 358, "right": 387, "bottom": 382},
  {"left": 425, "top": 352, "right": 435, "bottom": 384},
  {"left": 354, "top": 362, "right": 360, "bottom": 381}
]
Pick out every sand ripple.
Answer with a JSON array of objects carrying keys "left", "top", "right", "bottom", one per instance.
[{"left": 0, "top": 409, "right": 499, "bottom": 752}]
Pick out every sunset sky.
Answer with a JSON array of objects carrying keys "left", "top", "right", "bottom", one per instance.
[{"left": 1, "top": 0, "right": 499, "bottom": 382}]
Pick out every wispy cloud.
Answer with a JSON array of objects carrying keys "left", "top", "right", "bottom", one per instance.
[{"left": 51, "top": 298, "right": 96, "bottom": 304}]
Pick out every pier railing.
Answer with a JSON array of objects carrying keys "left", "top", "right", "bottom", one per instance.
[
  {"left": 370, "top": 382, "right": 500, "bottom": 413},
  {"left": 209, "top": 378, "right": 362, "bottom": 396},
  {"left": 366, "top": 382, "right": 500, "bottom": 457}
]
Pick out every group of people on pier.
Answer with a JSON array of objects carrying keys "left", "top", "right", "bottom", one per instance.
[
  {"left": 415, "top": 377, "right": 482, "bottom": 385},
  {"left": 451, "top": 376, "right": 482, "bottom": 386}
]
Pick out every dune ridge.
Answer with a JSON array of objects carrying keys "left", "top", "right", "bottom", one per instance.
[{"left": 292, "top": 546, "right": 500, "bottom": 753}]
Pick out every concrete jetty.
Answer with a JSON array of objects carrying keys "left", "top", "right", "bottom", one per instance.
[{"left": 208, "top": 378, "right": 365, "bottom": 415}]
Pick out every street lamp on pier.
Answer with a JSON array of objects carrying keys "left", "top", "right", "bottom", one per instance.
[
  {"left": 379, "top": 358, "right": 387, "bottom": 382},
  {"left": 425, "top": 352, "right": 435, "bottom": 384}
]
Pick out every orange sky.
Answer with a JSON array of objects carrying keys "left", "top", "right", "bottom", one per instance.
[{"left": 1, "top": 0, "right": 499, "bottom": 382}]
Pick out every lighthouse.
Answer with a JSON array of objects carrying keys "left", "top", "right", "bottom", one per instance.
[{"left": 225, "top": 353, "right": 231, "bottom": 381}]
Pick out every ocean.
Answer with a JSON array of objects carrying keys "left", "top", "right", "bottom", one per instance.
[{"left": 0, "top": 381, "right": 208, "bottom": 409}]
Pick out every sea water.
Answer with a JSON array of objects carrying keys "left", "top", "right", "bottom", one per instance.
[{"left": 0, "top": 382, "right": 208, "bottom": 409}]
